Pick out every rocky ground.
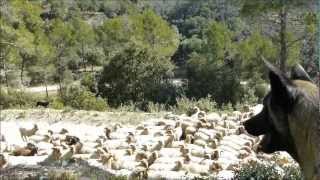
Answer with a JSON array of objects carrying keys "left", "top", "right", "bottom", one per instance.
[{"left": 0, "top": 107, "right": 298, "bottom": 179}]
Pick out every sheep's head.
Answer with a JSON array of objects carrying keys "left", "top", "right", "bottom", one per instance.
[
  {"left": 59, "top": 128, "right": 68, "bottom": 134},
  {"left": 33, "top": 124, "right": 39, "bottom": 131}
]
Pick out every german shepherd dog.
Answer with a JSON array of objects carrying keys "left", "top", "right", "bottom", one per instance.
[
  {"left": 36, "top": 101, "right": 49, "bottom": 108},
  {"left": 244, "top": 61, "right": 319, "bottom": 180}
]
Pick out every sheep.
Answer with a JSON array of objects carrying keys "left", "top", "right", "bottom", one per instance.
[
  {"left": 140, "top": 128, "right": 149, "bottom": 135},
  {"left": 164, "top": 134, "right": 175, "bottom": 148},
  {"left": 112, "top": 123, "right": 123, "bottom": 131},
  {"left": 11, "top": 143, "right": 38, "bottom": 156},
  {"left": 0, "top": 154, "right": 8, "bottom": 169},
  {"left": 150, "top": 141, "right": 163, "bottom": 152},
  {"left": 99, "top": 153, "right": 114, "bottom": 168},
  {"left": 187, "top": 106, "right": 200, "bottom": 117},
  {"left": 73, "top": 141, "right": 83, "bottom": 154},
  {"left": 147, "top": 151, "right": 158, "bottom": 166},
  {"left": 39, "top": 147, "right": 62, "bottom": 165},
  {"left": 173, "top": 122, "right": 183, "bottom": 141},
  {"left": 185, "top": 134, "right": 194, "bottom": 144},
  {"left": 59, "top": 128, "right": 69, "bottom": 134},
  {"left": 158, "top": 148, "right": 182, "bottom": 158},
  {"left": 154, "top": 156, "right": 183, "bottom": 164},
  {"left": 149, "top": 160, "right": 183, "bottom": 171},
  {"left": 90, "top": 148, "right": 106, "bottom": 159},
  {"left": 29, "top": 134, "right": 51, "bottom": 143},
  {"left": 183, "top": 162, "right": 211, "bottom": 176},
  {"left": 194, "top": 139, "right": 207, "bottom": 148},
  {"left": 130, "top": 159, "right": 148, "bottom": 179},
  {"left": 119, "top": 157, "right": 140, "bottom": 171},
  {"left": 19, "top": 124, "right": 39, "bottom": 142},
  {"left": 60, "top": 147, "right": 74, "bottom": 166},
  {"left": 206, "top": 112, "right": 221, "bottom": 123},
  {"left": 135, "top": 151, "right": 149, "bottom": 161},
  {"left": 0, "top": 134, "right": 5, "bottom": 142}
]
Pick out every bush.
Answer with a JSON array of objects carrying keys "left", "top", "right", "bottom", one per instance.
[
  {"left": 235, "top": 163, "right": 283, "bottom": 180},
  {"left": 98, "top": 45, "right": 175, "bottom": 107},
  {"left": 0, "top": 88, "right": 40, "bottom": 109},
  {"left": 235, "top": 162, "right": 302, "bottom": 180},
  {"left": 62, "top": 85, "right": 107, "bottom": 111},
  {"left": 80, "top": 72, "right": 97, "bottom": 93},
  {"left": 174, "top": 95, "right": 218, "bottom": 114},
  {"left": 51, "top": 98, "right": 65, "bottom": 109}
]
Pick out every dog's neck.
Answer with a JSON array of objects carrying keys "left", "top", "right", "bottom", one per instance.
[{"left": 289, "top": 81, "right": 320, "bottom": 179}]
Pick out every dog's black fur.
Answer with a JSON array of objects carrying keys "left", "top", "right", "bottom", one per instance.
[
  {"left": 36, "top": 101, "right": 49, "bottom": 108},
  {"left": 244, "top": 61, "right": 319, "bottom": 179}
]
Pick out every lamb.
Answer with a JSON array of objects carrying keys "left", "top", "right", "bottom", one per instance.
[
  {"left": 19, "top": 124, "right": 39, "bottom": 142},
  {"left": 11, "top": 143, "right": 38, "bottom": 156}
]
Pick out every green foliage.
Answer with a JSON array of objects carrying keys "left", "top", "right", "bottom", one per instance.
[
  {"left": 98, "top": 44, "right": 175, "bottom": 107},
  {"left": 62, "top": 85, "right": 107, "bottom": 111},
  {"left": 238, "top": 32, "right": 277, "bottom": 80},
  {"left": 97, "top": 9, "right": 179, "bottom": 59},
  {"left": 0, "top": 88, "right": 39, "bottom": 109},
  {"left": 235, "top": 162, "right": 302, "bottom": 180},
  {"left": 80, "top": 72, "right": 96, "bottom": 93},
  {"left": 47, "top": 171, "right": 77, "bottom": 180},
  {"left": 51, "top": 98, "right": 64, "bottom": 109},
  {"left": 186, "top": 21, "right": 242, "bottom": 105},
  {"left": 174, "top": 95, "right": 218, "bottom": 114}
]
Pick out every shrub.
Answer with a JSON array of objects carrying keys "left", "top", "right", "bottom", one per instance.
[
  {"left": 48, "top": 171, "right": 78, "bottom": 180},
  {"left": 80, "top": 72, "right": 97, "bottom": 93},
  {"left": 186, "top": 22, "right": 243, "bottom": 106},
  {"left": 62, "top": 85, "right": 107, "bottom": 111},
  {"left": 51, "top": 98, "right": 65, "bottom": 109},
  {"left": 98, "top": 45, "right": 175, "bottom": 107},
  {"left": 174, "top": 95, "right": 218, "bottom": 114},
  {"left": 0, "top": 88, "right": 40, "bottom": 109},
  {"left": 235, "top": 162, "right": 302, "bottom": 180},
  {"left": 146, "top": 102, "right": 167, "bottom": 113},
  {"left": 235, "top": 163, "right": 282, "bottom": 180}
]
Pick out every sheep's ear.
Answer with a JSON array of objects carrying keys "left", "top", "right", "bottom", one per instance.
[
  {"left": 263, "top": 60, "right": 295, "bottom": 112},
  {"left": 291, "top": 64, "right": 312, "bottom": 82}
]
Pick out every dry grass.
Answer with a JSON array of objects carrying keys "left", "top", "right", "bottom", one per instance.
[{"left": 0, "top": 109, "right": 165, "bottom": 126}]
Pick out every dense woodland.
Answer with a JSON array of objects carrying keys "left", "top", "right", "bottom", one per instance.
[{"left": 0, "top": 0, "right": 318, "bottom": 111}]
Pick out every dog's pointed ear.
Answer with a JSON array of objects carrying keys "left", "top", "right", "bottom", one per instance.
[
  {"left": 263, "top": 60, "right": 294, "bottom": 112},
  {"left": 291, "top": 64, "right": 312, "bottom": 82}
]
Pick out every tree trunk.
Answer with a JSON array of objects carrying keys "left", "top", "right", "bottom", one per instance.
[
  {"left": 279, "top": 5, "right": 288, "bottom": 72},
  {"left": 44, "top": 77, "right": 49, "bottom": 100},
  {"left": 4, "top": 62, "right": 9, "bottom": 88},
  {"left": 20, "top": 58, "right": 25, "bottom": 86}
]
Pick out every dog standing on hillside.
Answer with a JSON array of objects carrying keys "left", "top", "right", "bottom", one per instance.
[
  {"left": 244, "top": 61, "right": 319, "bottom": 180},
  {"left": 36, "top": 101, "right": 49, "bottom": 108}
]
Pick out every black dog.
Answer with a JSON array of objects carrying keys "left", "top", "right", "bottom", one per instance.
[
  {"left": 244, "top": 61, "right": 319, "bottom": 179},
  {"left": 36, "top": 101, "right": 49, "bottom": 108}
]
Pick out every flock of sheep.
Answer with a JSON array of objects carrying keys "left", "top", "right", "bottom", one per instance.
[{"left": 0, "top": 106, "right": 294, "bottom": 179}]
